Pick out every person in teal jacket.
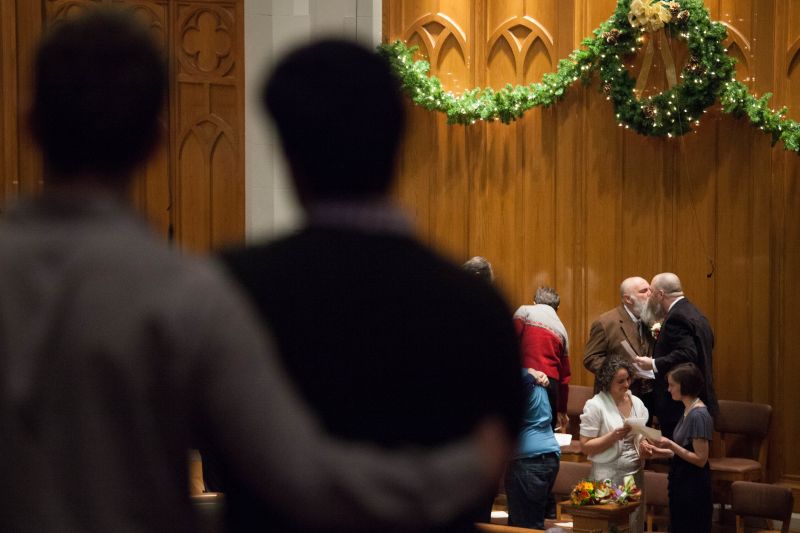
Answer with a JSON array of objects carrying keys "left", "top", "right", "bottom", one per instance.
[{"left": 504, "top": 369, "right": 561, "bottom": 529}]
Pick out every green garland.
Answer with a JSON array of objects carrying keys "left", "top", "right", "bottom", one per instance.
[{"left": 378, "top": 0, "right": 800, "bottom": 154}]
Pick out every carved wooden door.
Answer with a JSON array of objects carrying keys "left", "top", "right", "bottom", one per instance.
[{"left": 1, "top": 0, "right": 245, "bottom": 252}]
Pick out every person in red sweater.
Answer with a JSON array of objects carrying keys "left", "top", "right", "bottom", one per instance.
[{"left": 513, "top": 287, "right": 571, "bottom": 431}]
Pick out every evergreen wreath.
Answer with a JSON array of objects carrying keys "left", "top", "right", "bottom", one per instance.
[
  {"left": 598, "top": 0, "right": 733, "bottom": 137},
  {"left": 378, "top": 0, "right": 800, "bottom": 154}
]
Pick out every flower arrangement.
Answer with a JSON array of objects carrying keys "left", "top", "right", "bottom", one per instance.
[
  {"left": 570, "top": 475, "right": 641, "bottom": 505},
  {"left": 650, "top": 322, "right": 662, "bottom": 340}
]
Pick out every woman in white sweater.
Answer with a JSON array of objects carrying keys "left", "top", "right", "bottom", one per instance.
[{"left": 579, "top": 356, "right": 648, "bottom": 533}]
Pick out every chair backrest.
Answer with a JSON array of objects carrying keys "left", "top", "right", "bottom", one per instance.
[
  {"left": 716, "top": 400, "right": 772, "bottom": 467},
  {"left": 552, "top": 460, "right": 591, "bottom": 501},
  {"left": 643, "top": 470, "right": 669, "bottom": 507},
  {"left": 732, "top": 481, "right": 794, "bottom": 533},
  {"left": 566, "top": 385, "right": 594, "bottom": 439}
]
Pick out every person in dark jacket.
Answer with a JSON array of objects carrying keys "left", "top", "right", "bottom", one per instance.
[{"left": 635, "top": 273, "right": 717, "bottom": 439}]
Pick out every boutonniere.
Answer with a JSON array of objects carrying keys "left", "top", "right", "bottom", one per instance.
[{"left": 650, "top": 322, "right": 662, "bottom": 340}]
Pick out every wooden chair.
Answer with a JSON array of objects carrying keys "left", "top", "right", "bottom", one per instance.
[
  {"left": 643, "top": 470, "right": 669, "bottom": 533},
  {"left": 551, "top": 460, "right": 591, "bottom": 519},
  {"left": 560, "top": 384, "right": 593, "bottom": 462},
  {"left": 709, "top": 400, "right": 772, "bottom": 512},
  {"left": 732, "top": 481, "right": 794, "bottom": 533}
]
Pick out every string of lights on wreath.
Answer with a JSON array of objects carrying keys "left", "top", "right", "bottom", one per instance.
[{"left": 378, "top": 0, "right": 800, "bottom": 154}]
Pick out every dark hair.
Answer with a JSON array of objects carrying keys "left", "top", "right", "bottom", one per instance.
[
  {"left": 31, "top": 8, "right": 166, "bottom": 181},
  {"left": 461, "top": 256, "right": 493, "bottom": 283},
  {"left": 667, "top": 363, "right": 705, "bottom": 397},
  {"left": 263, "top": 39, "right": 405, "bottom": 200},
  {"left": 534, "top": 286, "right": 560, "bottom": 311},
  {"left": 595, "top": 355, "right": 636, "bottom": 392}
]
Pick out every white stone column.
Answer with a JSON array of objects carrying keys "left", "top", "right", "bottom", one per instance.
[{"left": 243, "top": 0, "right": 382, "bottom": 241}]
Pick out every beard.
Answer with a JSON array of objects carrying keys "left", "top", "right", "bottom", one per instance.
[
  {"left": 640, "top": 296, "right": 665, "bottom": 326},
  {"left": 629, "top": 297, "right": 647, "bottom": 319}
]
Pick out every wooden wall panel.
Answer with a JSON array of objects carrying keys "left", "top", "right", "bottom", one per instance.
[
  {"left": 174, "top": 1, "right": 244, "bottom": 252},
  {"left": 0, "top": 1, "right": 43, "bottom": 209},
  {"left": 1, "top": 0, "right": 244, "bottom": 252},
  {"left": 385, "top": 0, "right": 800, "bottom": 497},
  {"left": 777, "top": 0, "right": 800, "bottom": 504},
  {"left": 15, "top": 3, "right": 44, "bottom": 198},
  {"left": 426, "top": 2, "right": 471, "bottom": 261},
  {"left": 579, "top": 0, "right": 620, "bottom": 387},
  {"left": 0, "top": 0, "right": 18, "bottom": 209}
]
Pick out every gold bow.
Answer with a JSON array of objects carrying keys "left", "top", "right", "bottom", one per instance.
[
  {"left": 628, "top": 0, "right": 672, "bottom": 33},
  {"left": 628, "top": 1, "right": 678, "bottom": 96}
]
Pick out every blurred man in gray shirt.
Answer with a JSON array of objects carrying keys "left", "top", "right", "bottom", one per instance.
[{"left": 0, "top": 9, "right": 510, "bottom": 532}]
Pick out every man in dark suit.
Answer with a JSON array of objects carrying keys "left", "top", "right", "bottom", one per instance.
[
  {"left": 583, "top": 276, "right": 656, "bottom": 414},
  {"left": 203, "top": 40, "right": 523, "bottom": 533},
  {"left": 635, "top": 273, "right": 718, "bottom": 439}
]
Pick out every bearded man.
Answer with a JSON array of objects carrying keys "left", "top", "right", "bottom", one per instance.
[
  {"left": 634, "top": 272, "right": 718, "bottom": 439},
  {"left": 583, "top": 277, "right": 656, "bottom": 417}
]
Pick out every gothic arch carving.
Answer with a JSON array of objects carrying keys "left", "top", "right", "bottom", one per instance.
[
  {"left": 179, "top": 113, "right": 236, "bottom": 162},
  {"left": 47, "top": 0, "right": 97, "bottom": 23},
  {"left": 787, "top": 35, "right": 800, "bottom": 76},
  {"left": 720, "top": 22, "right": 751, "bottom": 71},
  {"left": 487, "top": 16, "right": 555, "bottom": 85},
  {"left": 125, "top": 2, "right": 166, "bottom": 45},
  {"left": 404, "top": 12, "right": 468, "bottom": 69}
]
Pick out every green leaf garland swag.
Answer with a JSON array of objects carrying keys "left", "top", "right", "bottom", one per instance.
[{"left": 378, "top": 0, "right": 800, "bottom": 154}]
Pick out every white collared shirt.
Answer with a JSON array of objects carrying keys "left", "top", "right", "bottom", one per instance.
[{"left": 667, "top": 295, "right": 685, "bottom": 313}]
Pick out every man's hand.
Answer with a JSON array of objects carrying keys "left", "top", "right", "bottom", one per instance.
[
  {"left": 473, "top": 417, "right": 512, "bottom": 486},
  {"left": 527, "top": 368, "right": 549, "bottom": 387},
  {"left": 634, "top": 356, "right": 654, "bottom": 371}
]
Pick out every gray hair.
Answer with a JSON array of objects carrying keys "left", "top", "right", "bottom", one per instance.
[
  {"left": 595, "top": 355, "right": 637, "bottom": 392},
  {"left": 652, "top": 272, "right": 684, "bottom": 296},
  {"left": 534, "top": 286, "right": 560, "bottom": 311}
]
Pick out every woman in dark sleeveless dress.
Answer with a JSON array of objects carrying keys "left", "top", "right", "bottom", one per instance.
[{"left": 640, "top": 363, "right": 713, "bottom": 533}]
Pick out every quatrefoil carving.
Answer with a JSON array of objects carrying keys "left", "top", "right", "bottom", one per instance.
[{"left": 180, "top": 7, "right": 234, "bottom": 77}]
